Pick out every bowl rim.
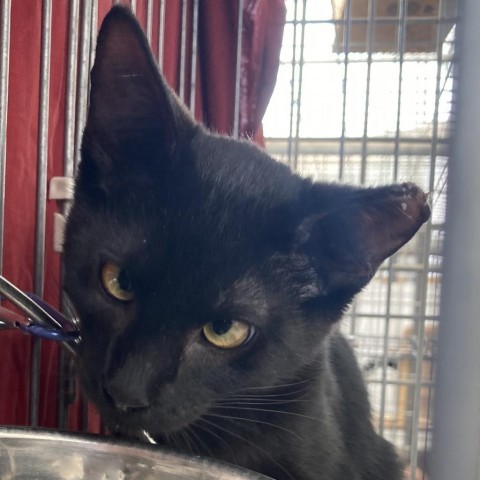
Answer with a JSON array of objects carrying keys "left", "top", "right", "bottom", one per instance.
[{"left": 0, "top": 426, "right": 273, "bottom": 479}]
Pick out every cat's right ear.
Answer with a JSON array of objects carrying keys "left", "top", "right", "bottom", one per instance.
[
  {"left": 82, "top": 6, "right": 193, "bottom": 176},
  {"left": 293, "top": 182, "right": 430, "bottom": 299}
]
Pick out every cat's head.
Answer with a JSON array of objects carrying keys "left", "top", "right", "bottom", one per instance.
[{"left": 63, "top": 6, "right": 430, "bottom": 442}]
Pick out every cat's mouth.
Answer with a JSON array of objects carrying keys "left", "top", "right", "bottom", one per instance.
[
  {"left": 104, "top": 406, "right": 197, "bottom": 442},
  {"left": 97, "top": 390, "right": 209, "bottom": 442},
  {"left": 79, "top": 361, "right": 210, "bottom": 441},
  {"left": 107, "top": 413, "right": 208, "bottom": 450}
]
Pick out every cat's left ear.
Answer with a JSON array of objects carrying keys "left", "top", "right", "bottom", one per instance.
[
  {"left": 295, "top": 182, "right": 430, "bottom": 295},
  {"left": 83, "top": 6, "right": 193, "bottom": 165}
]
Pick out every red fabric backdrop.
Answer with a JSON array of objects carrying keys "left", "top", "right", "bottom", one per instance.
[{"left": 0, "top": 0, "right": 285, "bottom": 430}]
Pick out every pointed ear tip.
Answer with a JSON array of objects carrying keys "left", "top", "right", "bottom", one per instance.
[
  {"left": 94, "top": 5, "right": 152, "bottom": 70},
  {"left": 98, "top": 5, "right": 140, "bottom": 39},
  {"left": 104, "top": 4, "right": 135, "bottom": 22}
]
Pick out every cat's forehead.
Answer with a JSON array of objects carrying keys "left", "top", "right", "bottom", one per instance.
[
  {"left": 189, "top": 130, "right": 300, "bottom": 208},
  {"left": 219, "top": 273, "right": 268, "bottom": 316}
]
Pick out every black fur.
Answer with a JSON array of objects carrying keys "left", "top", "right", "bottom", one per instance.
[{"left": 63, "top": 7, "right": 430, "bottom": 480}]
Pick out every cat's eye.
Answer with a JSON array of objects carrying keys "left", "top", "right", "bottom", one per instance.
[
  {"left": 202, "top": 319, "right": 253, "bottom": 349},
  {"left": 101, "top": 262, "right": 135, "bottom": 302}
]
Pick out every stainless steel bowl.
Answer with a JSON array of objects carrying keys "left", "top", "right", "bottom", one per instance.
[{"left": 0, "top": 427, "right": 272, "bottom": 479}]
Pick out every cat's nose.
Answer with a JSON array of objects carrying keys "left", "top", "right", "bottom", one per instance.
[{"left": 102, "top": 376, "right": 152, "bottom": 412}]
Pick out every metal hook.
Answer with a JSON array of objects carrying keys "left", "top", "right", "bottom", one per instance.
[{"left": 0, "top": 275, "right": 80, "bottom": 356}]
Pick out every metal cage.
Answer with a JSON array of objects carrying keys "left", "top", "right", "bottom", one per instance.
[
  {"left": 1, "top": 1, "right": 476, "bottom": 479},
  {"left": 264, "top": 1, "right": 456, "bottom": 476}
]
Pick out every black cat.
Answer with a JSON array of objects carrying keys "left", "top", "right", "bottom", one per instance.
[{"left": 64, "top": 6, "right": 429, "bottom": 480}]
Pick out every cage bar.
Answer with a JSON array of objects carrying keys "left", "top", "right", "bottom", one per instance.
[
  {"left": 360, "top": 0, "right": 376, "bottom": 184},
  {"left": 74, "top": 0, "right": 95, "bottom": 432},
  {"left": 56, "top": 0, "right": 80, "bottom": 430},
  {"left": 89, "top": 0, "right": 98, "bottom": 71},
  {"left": 432, "top": 0, "right": 480, "bottom": 476},
  {"left": 146, "top": 0, "right": 153, "bottom": 44},
  {"left": 63, "top": 0, "right": 80, "bottom": 180},
  {"left": 393, "top": 0, "right": 408, "bottom": 179},
  {"left": 407, "top": 1, "right": 448, "bottom": 476},
  {"left": 189, "top": 0, "right": 199, "bottom": 114},
  {"left": 338, "top": 0, "right": 352, "bottom": 180},
  {"left": 30, "top": 0, "right": 53, "bottom": 427},
  {"left": 286, "top": 0, "right": 299, "bottom": 168},
  {"left": 74, "top": 0, "right": 93, "bottom": 172},
  {"left": 179, "top": 0, "right": 188, "bottom": 103},
  {"left": 157, "top": 0, "right": 166, "bottom": 67},
  {"left": 377, "top": 257, "right": 394, "bottom": 436},
  {"left": 292, "top": 0, "right": 307, "bottom": 172},
  {"left": 0, "top": 0, "right": 11, "bottom": 278},
  {"left": 267, "top": 137, "right": 449, "bottom": 157},
  {"left": 232, "top": 0, "right": 244, "bottom": 138}
]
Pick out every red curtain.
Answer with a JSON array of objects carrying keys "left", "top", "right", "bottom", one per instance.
[{"left": 0, "top": 0, "right": 285, "bottom": 429}]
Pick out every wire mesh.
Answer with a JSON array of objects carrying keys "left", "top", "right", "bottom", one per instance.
[{"left": 263, "top": 0, "right": 457, "bottom": 477}]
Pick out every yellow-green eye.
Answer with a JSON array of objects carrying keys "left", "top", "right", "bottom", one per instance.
[
  {"left": 203, "top": 319, "right": 253, "bottom": 349},
  {"left": 101, "top": 261, "right": 134, "bottom": 302}
]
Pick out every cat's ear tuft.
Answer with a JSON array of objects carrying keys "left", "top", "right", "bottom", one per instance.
[
  {"left": 84, "top": 6, "right": 192, "bottom": 164},
  {"left": 296, "top": 183, "right": 430, "bottom": 295}
]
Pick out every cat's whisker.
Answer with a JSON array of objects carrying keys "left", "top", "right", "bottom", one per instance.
[
  {"left": 187, "top": 425, "right": 214, "bottom": 458},
  {"left": 194, "top": 419, "right": 237, "bottom": 461},
  {"left": 181, "top": 429, "right": 197, "bottom": 455},
  {"left": 229, "top": 390, "right": 312, "bottom": 400},
  {"left": 220, "top": 391, "right": 314, "bottom": 403},
  {"left": 205, "top": 412, "right": 303, "bottom": 440},
  {"left": 177, "top": 429, "right": 192, "bottom": 454},
  {"left": 168, "top": 431, "right": 181, "bottom": 452},
  {"left": 228, "top": 376, "right": 317, "bottom": 396},
  {"left": 163, "top": 431, "right": 172, "bottom": 448},
  {"left": 178, "top": 431, "right": 190, "bottom": 453},
  {"left": 199, "top": 417, "right": 297, "bottom": 480},
  {"left": 211, "top": 404, "right": 326, "bottom": 425},
  {"left": 176, "top": 432, "right": 187, "bottom": 452},
  {"left": 227, "top": 390, "right": 310, "bottom": 399},
  {"left": 215, "top": 398, "right": 314, "bottom": 407},
  {"left": 225, "top": 384, "right": 314, "bottom": 400}
]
